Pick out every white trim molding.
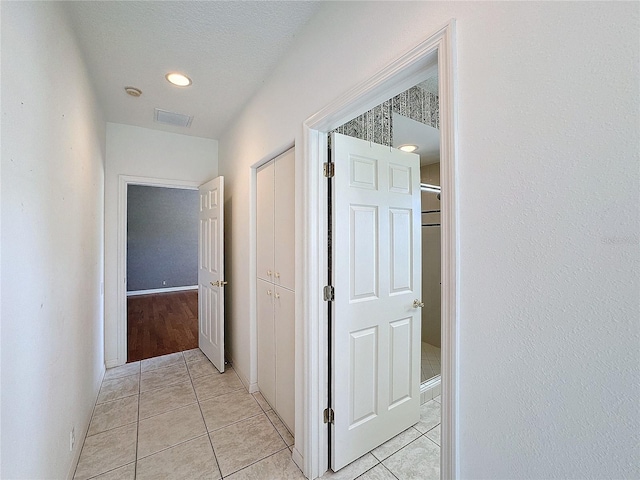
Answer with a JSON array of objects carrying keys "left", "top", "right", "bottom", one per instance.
[
  {"left": 420, "top": 375, "right": 442, "bottom": 405},
  {"left": 116, "top": 175, "right": 201, "bottom": 366},
  {"left": 126, "top": 285, "right": 198, "bottom": 297},
  {"left": 301, "top": 21, "right": 458, "bottom": 479}
]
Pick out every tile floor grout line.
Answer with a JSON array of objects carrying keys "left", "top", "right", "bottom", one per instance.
[
  {"left": 139, "top": 377, "right": 190, "bottom": 394},
  {"left": 140, "top": 361, "right": 185, "bottom": 374},
  {"left": 262, "top": 403, "right": 294, "bottom": 446},
  {"left": 206, "top": 410, "right": 267, "bottom": 435},
  {"left": 84, "top": 462, "right": 136, "bottom": 480},
  {"left": 102, "top": 371, "right": 140, "bottom": 382},
  {"left": 135, "top": 432, "right": 212, "bottom": 462},
  {"left": 138, "top": 376, "right": 193, "bottom": 394},
  {"left": 138, "top": 398, "right": 199, "bottom": 422},
  {"left": 85, "top": 418, "right": 139, "bottom": 439},
  {"left": 423, "top": 433, "right": 440, "bottom": 448},
  {"left": 380, "top": 461, "right": 402, "bottom": 480},
  {"left": 423, "top": 422, "right": 439, "bottom": 434},
  {"left": 380, "top": 433, "right": 426, "bottom": 463},
  {"left": 353, "top": 460, "right": 386, "bottom": 480},
  {"left": 187, "top": 350, "right": 224, "bottom": 480},
  {"left": 96, "top": 375, "right": 140, "bottom": 406},
  {"left": 195, "top": 386, "right": 246, "bottom": 403},
  {"left": 193, "top": 377, "right": 250, "bottom": 402},
  {"left": 222, "top": 445, "right": 293, "bottom": 479}
]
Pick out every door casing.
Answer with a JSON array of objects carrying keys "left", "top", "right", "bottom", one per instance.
[
  {"left": 115, "top": 175, "right": 201, "bottom": 366},
  {"left": 301, "top": 21, "right": 459, "bottom": 479}
]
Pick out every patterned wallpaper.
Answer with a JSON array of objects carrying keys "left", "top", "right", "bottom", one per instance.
[{"left": 333, "top": 85, "right": 439, "bottom": 146}]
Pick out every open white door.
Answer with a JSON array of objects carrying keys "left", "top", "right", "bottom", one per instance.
[
  {"left": 331, "top": 133, "right": 421, "bottom": 470},
  {"left": 198, "top": 176, "right": 225, "bottom": 373}
]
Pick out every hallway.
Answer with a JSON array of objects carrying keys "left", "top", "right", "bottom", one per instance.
[{"left": 74, "top": 350, "right": 441, "bottom": 479}]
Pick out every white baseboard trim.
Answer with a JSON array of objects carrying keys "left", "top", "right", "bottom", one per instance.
[
  {"left": 292, "top": 447, "right": 304, "bottom": 476},
  {"left": 67, "top": 373, "right": 103, "bottom": 480},
  {"left": 420, "top": 375, "right": 442, "bottom": 404},
  {"left": 105, "top": 358, "right": 122, "bottom": 369},
  {"left": 126, "top": 285, "right": 198, "bottom": 296}
]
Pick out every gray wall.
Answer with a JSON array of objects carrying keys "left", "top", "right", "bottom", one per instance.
[{"left": 127, "top": 185, "right": 198, "bottom": 291}]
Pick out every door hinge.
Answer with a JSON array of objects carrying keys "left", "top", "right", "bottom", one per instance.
[
  {"left": 323, "top": 162, "right": 335, "bottom": 178},
  {"left": 323, "top": 285, "right": 334, "bottom": 301},
  {"left": 323, "top": 407, "right": 334, "bottom": 424}
]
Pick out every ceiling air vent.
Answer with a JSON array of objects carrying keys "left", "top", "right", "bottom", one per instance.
[{"left": 154, "top": 108, "right": 193, "bottom": 128}]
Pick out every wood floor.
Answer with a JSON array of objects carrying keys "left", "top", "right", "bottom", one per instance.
[{"left": 127, "top": 290, "right": 198, "bottom": 363}]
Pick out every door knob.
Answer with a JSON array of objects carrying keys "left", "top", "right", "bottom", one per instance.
[
  {"left": 210, "top": 281, "right": 229, "bottom": 287},
  {"left": 275, "top": 272, "right": 280, "bottom": 278},
  {"left": 267, "top": 290, "right": 272, "bottom": 296},
  {"left": 275, "top": 292, "right": 280, "bottom": 299},
  {"left": 267, "top": 270, "right": 272, "bottom": 276},
  {"left": 413, "top": 299, "right": 425, "bottom": 308}
]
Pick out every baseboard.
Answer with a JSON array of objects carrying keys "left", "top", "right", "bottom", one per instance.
[
  {"left": 292, "top": 446, "right": 304, "bottom": 477},
  {"left": 67, "top": 371, "right": 103, "bottom": 480},
  {"left": 126, "top": 285, "right": 198, "bottom": 296},
  {"left": 105, "top": 359, "right": 119, "bottom": 368},
  {"left": 225, "top": 352, "right": 253, "bottom": 394},
  {"left": 420, "top": 375, "right": 441, "bottom": 404}
]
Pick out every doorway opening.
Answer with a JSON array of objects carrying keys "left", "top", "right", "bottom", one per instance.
[
  {"left": 116, "top": 175, "right": 202, "bottom": 365},
  {"left": 301, "top": 22, "right": 457, "bottom": 479},
  {"left": 324, "top": 66, "right": 441, "bottom": 474},
  {"left": 126, "top": 184, "right": 200, "bottom": 362}
]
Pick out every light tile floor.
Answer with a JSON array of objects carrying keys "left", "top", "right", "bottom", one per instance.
[
  {"left": 320, "top": 396, "right": 441, "bottom": 480},
  {"left": 75, "top": 349, "right": 440, "bottom": 479},
  {"left": 421, "top": 342, "right": 441, "bottom": 383}
]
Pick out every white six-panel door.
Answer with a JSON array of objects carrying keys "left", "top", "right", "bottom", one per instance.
[
  {"left": 198, "top": 176, "right": 225, "bottom": 373},
  {"left": 331, "top": 133, "right": 421, "bottom": 470}
]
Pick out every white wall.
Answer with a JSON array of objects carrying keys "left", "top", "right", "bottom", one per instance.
[
  {"left": 0, "top": 2, "right": 106, "bottom": 478},
  {"left": 104, "top": 123, "right": 218, "bottom": 365},
  {"left": 217, "top": 2, "right": 639, "bottom": 478}
]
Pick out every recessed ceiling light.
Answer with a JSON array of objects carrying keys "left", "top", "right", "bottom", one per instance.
[
  {"left": 399, "top": 144, "right": 418, "bottom": 153},
  {"left": 165, "top": 72, "right": 192, "bottom": 87}
]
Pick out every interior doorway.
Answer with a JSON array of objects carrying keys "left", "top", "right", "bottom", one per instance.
[
  {"left": 126, "top": 184, "right": 199, "bottom": 362},
  {"left": 326, "top": 70, "right": 441, "bottom": 472},
  {"left": 120, "top": 180, "right": 200, "bottom": 363},
  {"left": 301, "top": 22, "right": 457, "bottom": 480}
]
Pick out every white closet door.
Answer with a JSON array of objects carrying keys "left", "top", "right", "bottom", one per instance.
[
  {"left": 274, "top": 148, "right": 296, "bottom": 291},
  {"left": 257, "top": 162, "right": 275, "bottom": 282},
  {"left": 275, "top": 286, "right": 295, "bottom": 432},
  {"left": 257, "top": 278, "right": 276, "bottom": 407}
]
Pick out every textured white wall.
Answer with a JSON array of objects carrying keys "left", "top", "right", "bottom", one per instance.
[
  {"left": 217, "top": 2, "right": 639, "bottom": 478},
  {"left": 0, "top": 2, "right": 106, "bottom": 478},
  {"left": 103, "top": 123, "right": 218, "bottom": 365}
]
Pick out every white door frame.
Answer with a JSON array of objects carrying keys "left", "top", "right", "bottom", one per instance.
[
  {"left": 115, "top": 175, "right": 201, "bottom": 365},
  {"left": 301, "top": 21, "right": 458, "bottom": 479}
]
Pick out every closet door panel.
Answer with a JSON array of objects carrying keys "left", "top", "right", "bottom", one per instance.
[
  {"left": 275, "top": 286, "right": 295, "bottom": 432},
  {"left": 257, "top": 278, "right": 276, "bottom": 407},
  {"left": 257, "top": 162, "right": 275, "bottom": 282},
  {"left": 274, "top": 148, "right": 296, "bottom": 290}
]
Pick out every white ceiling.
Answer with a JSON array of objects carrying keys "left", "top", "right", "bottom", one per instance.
[
  {"left": 63, "top": 1, "right": 322, "bottom": 139},
  {"left": 392, "top": 113, "right": 440, "bottom": 166}
]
